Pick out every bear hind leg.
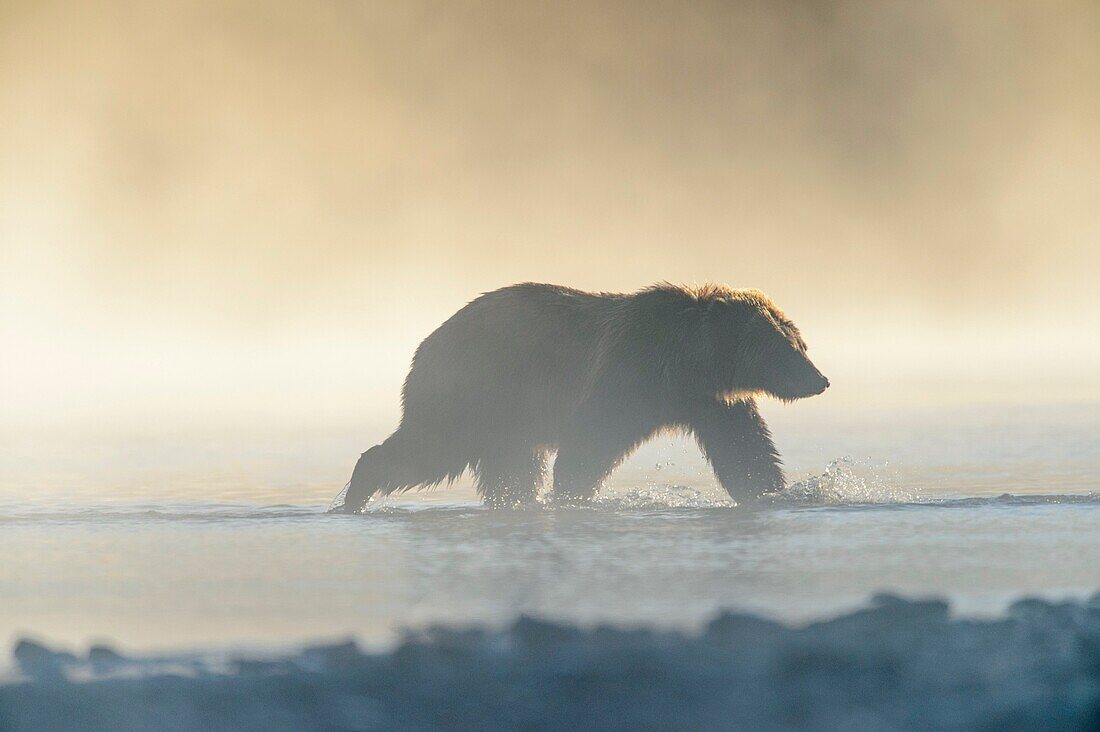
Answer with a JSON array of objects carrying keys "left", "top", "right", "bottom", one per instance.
[
  {"left": 335, "top": 427, "right": 468, "bottom": 513},
  {"left": 552, "top": 419, "right": 659, "bottom": 504},
  {"left": 475, "top": 446, "right": 547, "bottom": 508}
]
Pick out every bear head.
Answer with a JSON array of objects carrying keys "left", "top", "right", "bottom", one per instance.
[{"left": 701, "top": 288, "right": 829, "bottom": 402}]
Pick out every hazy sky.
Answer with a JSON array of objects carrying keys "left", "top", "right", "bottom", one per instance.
[{"left": 2, "top": 0, "right": 1099, "bottom": 434}]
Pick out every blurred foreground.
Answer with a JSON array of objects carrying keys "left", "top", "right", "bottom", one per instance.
[{"left": 4, "top": 594, "right": 1100, "bottom": 731}]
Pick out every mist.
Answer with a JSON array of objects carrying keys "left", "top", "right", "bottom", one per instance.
[
  {"left": 6, "top": 8, "right": 1100, "bottom": 723},
  {"left": 3, "top": 0, "right": 1099, "bottom": 434}
]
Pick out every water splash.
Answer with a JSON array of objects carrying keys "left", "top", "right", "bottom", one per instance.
[
  {"left": 766, "top": 457, "right": 916, "bottom": 506},
  {"left": 327, "top": 481, "right": 351, "bottom": 513},
  {"left": 323, "top": 456, "right": 1100, "bottom": 514},
  {"left": 592, "top": 485, "right": 734, "bottom": 510}
]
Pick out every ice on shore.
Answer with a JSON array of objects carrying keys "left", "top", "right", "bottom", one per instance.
[{"left": 3, "top": 593, "right": 1100, "bottom": 731}]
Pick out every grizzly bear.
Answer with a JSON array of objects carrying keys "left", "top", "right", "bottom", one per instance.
[{"left": 334, "top": 283, "right": 828, "bottom": 512}]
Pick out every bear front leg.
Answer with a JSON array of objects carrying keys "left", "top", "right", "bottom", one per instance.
[
  {"left": 691, "top": 398, "right": 784, "bottom": 502},
  {"left": 552, "top": 417, "right": 659, "bottom": 504}
]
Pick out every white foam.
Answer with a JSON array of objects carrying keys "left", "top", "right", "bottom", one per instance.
[
  {"left": 769, "top": 456, "right": 917, "bottom": 506},
  {"left": 592, "top": 484, "right": 734, "bottom": 510}
]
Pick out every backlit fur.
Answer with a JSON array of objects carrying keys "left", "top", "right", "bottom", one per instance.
[{"left": 335, "top": 282, "right": 828, "bottom": 511}]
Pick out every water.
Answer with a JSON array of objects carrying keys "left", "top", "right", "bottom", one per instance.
[{"left": 2, "top": 403, "right": 1099, "bottom": 654}]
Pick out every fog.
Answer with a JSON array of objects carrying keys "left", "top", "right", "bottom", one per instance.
[
  {"left": 4, "top": 8, "right": 1100, "bottom": 699},
  {"left": 2, "top": 0, "right": 1099, "bottom": 437}
]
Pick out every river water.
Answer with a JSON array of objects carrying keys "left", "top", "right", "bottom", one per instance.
[{"left": 2, "top": 403, "right": 1098, "bottom": 653}]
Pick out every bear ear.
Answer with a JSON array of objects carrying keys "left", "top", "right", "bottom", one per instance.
[
  {"left": 705, "top": 297, "right": 755, "bottom": 331},
  {"left": 697, "top": 298, "right": 750, "bottom": 360}
]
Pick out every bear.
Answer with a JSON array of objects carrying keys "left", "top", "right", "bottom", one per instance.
[{"left": 333, "top": 282, "right": 828, "bottom": 512}]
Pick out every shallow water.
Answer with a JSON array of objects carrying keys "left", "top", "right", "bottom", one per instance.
[{"left": 2, "top": 404, "right": 1099, "bottom": 653}]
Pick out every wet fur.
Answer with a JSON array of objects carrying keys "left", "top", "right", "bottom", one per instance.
[{"left": 337, "top": 282, "right": 827, "bottom": 511}]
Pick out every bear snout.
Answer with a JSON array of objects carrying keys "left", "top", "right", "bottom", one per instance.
[{"left": 790, "top": 365, "right": 829, "bottom": 398}]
